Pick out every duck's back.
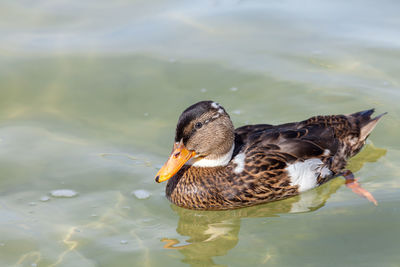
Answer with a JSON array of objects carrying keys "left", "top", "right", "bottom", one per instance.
[{"left": 236, "top": 109, "right": 384, "bottom": 173}]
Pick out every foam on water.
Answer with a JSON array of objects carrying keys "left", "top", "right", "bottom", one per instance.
[
  {"left": 132, "top": 189, "right": 151, "bottom": 199},
  {"left": 50, "top": 189, "right": 78, "bottom": 198},
  {"left": 40, "top": 196, "right": 50, "bottom": 202}
]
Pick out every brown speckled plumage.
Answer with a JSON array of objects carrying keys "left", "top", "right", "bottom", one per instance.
[{"left": 159, "top": 101, "right": 385, "bottom": 210}]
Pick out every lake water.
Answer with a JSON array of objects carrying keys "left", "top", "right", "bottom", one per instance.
[{"left": 1, "top": 0, "right": 399, "bottom": 266}]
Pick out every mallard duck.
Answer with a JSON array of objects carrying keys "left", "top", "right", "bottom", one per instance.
[{"left": 155, "top": 101, "right": 385, "bottom": 210}]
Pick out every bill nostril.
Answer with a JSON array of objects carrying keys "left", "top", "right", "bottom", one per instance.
[{"left": 155, "top": 175, "right": 160, "bottom": 183}]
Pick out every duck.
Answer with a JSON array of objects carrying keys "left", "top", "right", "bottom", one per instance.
[{"left": 155, "top": 101, "right": 386, "bottom": 210}]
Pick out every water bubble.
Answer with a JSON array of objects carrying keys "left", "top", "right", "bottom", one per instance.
[
  {"left": 232, "top": 110, "right": 242, "bottom": 115},
  {"left": 31, "top": 264, "right": 37, "bottom": 267},
  {"left": 50, "top": 189, "right": 78, "bottom": 198},
  {"left": 144, "top": 112, "right": 149, "bottom": 117},
  {"left": 230, "top": 87, "right": 238, "bottom": 92},
  {"left": 91, "top": 214, "right": 98, "bottom": 217},
  {"left": 40, "top": 196, "right": 50, "bottom": 202},
  {"left": 132, "top": 189, "right": 151, "bottom": 199},
  {"left": 200, "top": 88, "right": 207, "bottom": 93},
  {"left": 28, "top": 202, "right": 36, "bottom": 206},
  {"left": 122, "top": 206, "right": 131, "bottom": 210},
  {"left": 120, "top": 240, "right": 128, "bottom": 245},
  {"left": 0, "top": 243, "right": 4, "bottom": 247}
]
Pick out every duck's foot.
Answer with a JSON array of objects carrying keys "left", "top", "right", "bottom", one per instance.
[{"left": 342, "top": 170, "right": 378, "bottom": 206}]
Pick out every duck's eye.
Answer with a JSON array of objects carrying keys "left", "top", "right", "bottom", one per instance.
[{"left": 195, "top": 122, "right": 203, "bottom": 129}]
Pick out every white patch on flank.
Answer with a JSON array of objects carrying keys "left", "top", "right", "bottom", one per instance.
[
  {"left": 187, "top": 144, "right": 234, "bottom": 167},
  {"left": 320, "top": 165, "right": 331, "bottom": 178},
  {"left": 232, "top": 152, "right": 246, "bottom": 174},
  {"left": 212, "top": 114, "right": 220, "bottom": 119},
  {"left": 211, "top": 102, "right": 220, "bottom": 109},
  {"left": 323, "top": 149, "right": 330, "bottom": 156},
  {"left": 286, "top": 159, "right": 332, "bottom": 192}
]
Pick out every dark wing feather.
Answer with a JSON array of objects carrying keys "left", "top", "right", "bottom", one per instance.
[
  {"left": 237, "top": 126, "right": 336, "bottom": 163},
  {"left": 234, "top": 115, "right": 355, "bottom": 169}
]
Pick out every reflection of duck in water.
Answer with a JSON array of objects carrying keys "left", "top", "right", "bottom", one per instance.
[
  {"left": 156, "top": 101, "right": 385, "bottom": 210},
  {"left": 162, "top": 143, "right": 386, "bottom": 266},
  {"left": 162, "top": 178, "right": 343, "bottom": 266}
]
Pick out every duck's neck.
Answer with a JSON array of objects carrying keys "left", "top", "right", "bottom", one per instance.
[{"left": 186, "top": 144, "right": 235, "bottom": 167}]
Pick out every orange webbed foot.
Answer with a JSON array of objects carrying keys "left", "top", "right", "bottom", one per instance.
[{"left": 343, "top": 171, "right": 378, "bottom": 206}]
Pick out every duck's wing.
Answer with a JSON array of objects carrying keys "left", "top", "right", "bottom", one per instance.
[
  {"left": 230, "top": 111, "right": 384, "bottom": 202},
  {"left": 236, "top": 110, "right": 386, "bottom": 174},
  {"left": 232, "top": 126, "right": 336, "bottom": 196},
  {"left": 235, "top": 124, "right": 274, "bottom": 143},
  {"left": 237, "top": 122, "right": 338, "bottom": 157}
]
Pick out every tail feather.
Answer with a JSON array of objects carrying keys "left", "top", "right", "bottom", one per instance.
[
  {"left": 351, "top": 108, "right": 375, "bottom": 119},
  {"left": 352, "top": 109, "right": 387, "bottom": 141}
]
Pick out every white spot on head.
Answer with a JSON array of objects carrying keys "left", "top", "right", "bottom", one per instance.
[
  {"left": 211, "top": 102, "right": 220, "bottom": 109},
  {"left": 218, "top": 108, "right": 224, "bottom": 114},
  {"left": 286, "top": 159, "right": 331, "bottom": 192},
  {"left": 232, "top": 152, "right": 245, "bottom": 174},
  {"left": 187, "top": 145, "right": 234, "bottom": 167},
  {"left": 323, "top": 149, "right": 330, "bottom": 156}
]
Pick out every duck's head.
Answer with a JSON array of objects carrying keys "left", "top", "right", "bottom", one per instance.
[{"left": 155, "top": 101, "right": 235, "bottom": 183}]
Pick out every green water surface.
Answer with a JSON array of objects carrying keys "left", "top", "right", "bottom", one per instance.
[{"left": 1, "top": 0, "right": 399, "bottom": 266}]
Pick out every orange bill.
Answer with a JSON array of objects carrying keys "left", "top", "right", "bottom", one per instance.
[{"left": 155, "top": 141, "right": 196, "bottom": 183}]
